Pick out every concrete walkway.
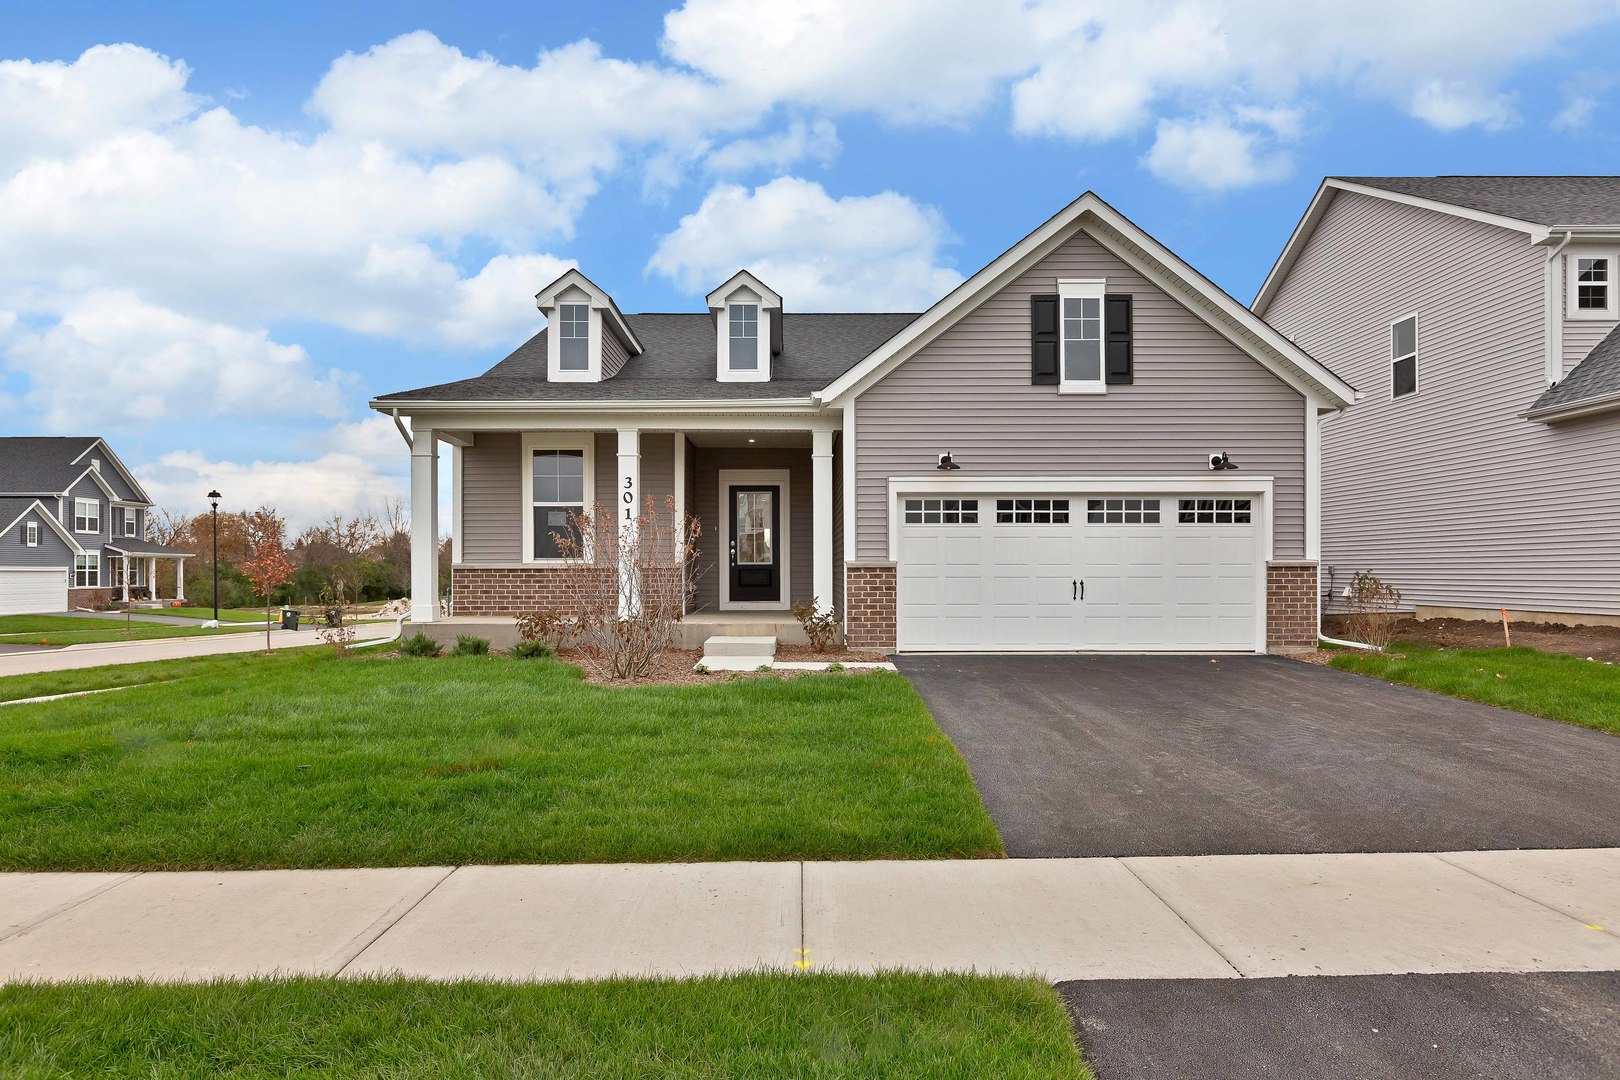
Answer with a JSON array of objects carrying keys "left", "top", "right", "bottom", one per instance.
[
  {"left": 2, "top": 848, "right": 1616, "bottom": 984},
  {"left": 52, "top": 610, "right": 259, "bottom": 627},
  {"left": 0, "top": 621, "right": 398, "bottom": 677}
]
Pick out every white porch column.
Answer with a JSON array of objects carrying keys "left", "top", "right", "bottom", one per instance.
[
  {"left": 617, "top": 427, "right": 640, "bottom": 619},
  {"left": 120, "top": 559, "right": 130, "bottom": 603},
  {"left": 148, "top": 557, "right": 157, "bottom": 600},
  {"left": 410, "top": 428, "right": 440, "bottom": 622},
  {"left": 812, "top": 427, "right": 835, "bottom": 615},
  {"left": 175, "top": 559, "right": 185, "bottom": 601}
]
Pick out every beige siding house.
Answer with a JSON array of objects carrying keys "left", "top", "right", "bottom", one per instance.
[
  {"left": 1257, "top": 176, "right": 1620, "bottom": 623},
  {"left": 374, "top": 193, "right": 1354, "bottom": 653}
]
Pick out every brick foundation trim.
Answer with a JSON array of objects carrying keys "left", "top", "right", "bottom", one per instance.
[
  {"left": 845, "top": 562, "right": 896, "bottom": 651},
  {"left": 1266, "top": 561, "right": 1319, "bottom": 653},
  {"left": 451, "top": 566, "right": 578, "bottom": 616}
]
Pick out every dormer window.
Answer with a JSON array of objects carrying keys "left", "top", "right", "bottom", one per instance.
[
  {"left": 729, "top": 304, "right": 759, "bottom": 371},
  {"left": 559, "top": 303, "right": 590, "bottom": 370}
]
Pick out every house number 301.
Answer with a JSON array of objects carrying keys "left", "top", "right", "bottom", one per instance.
[{"left": 624, "top": 476, "right": 634, "bottom": 520}]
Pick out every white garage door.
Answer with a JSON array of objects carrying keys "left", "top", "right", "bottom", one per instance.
[
  {"left": 0, "top": 568, "right": 69, "bottom": 616},
  {"left": 897, "top": 494, "right": 1260, "bottom": 652}
]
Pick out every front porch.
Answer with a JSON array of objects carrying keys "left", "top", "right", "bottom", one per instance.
[
  {"left": 104, "top": 542, "right": 190, "bottom": 607},
  {"left": 407, "top": 421, "right": 844, "bottom": 648}
]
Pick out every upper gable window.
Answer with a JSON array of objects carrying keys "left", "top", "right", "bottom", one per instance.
[
  {"left": 558, "top": 303, "right": 590, "bottom": 370},
  {"left": 73, "top": 497, "right": 100, "bottom": 533},
  {"left": 729, "top": 304, "right": 759, "bottom": 371},
  {"left": 25, "top": 521, "right": 38, "bottom": 547},
  {"left": 1059, "top": 280, "right": 1106, "bottom": 394},
  {"left": 1391, "top": 314, "right": 1418, "bottom": 398},
  {"left": 1569, "top": 253, "right": 1618, "bottom": 319}
]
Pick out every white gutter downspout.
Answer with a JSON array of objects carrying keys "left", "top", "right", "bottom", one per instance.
[
  {"left": 1544, "top": 231, "right": 1574, "bottom": 386},
  {"left": 390, "top": 408, "right": 413, "bottom": 450}
]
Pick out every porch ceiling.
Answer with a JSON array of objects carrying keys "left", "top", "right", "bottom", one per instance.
[{"left": 685, "top": 430, "right": 812, "bottom": 449}]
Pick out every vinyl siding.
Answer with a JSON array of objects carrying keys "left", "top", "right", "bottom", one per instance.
[
  {"left": 66, "top": 476, "right": 108, "bottom": 548},
  {"left": 603, "top": 328, "right": 631, "bottom": 378},
  {"left": 854, "top": 229, "right": 1307, "bottom": 560},
  {"left": 1560, "top": 250, "right": 1619, "bottom": 374},
  {"left": 691, "top": 447, "right": 812, "bottom": 612},
  {"left": 459, "top": 431, "right": 675, "bottom": 565},
  {"left": 3, "top": 516, "right": 74, "bottom": 568},
  {"left": 1264, "top": 189, "right": 1620, "bottom": 616}
]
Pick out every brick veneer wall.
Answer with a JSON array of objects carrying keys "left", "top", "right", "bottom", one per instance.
[
  {"left": 68, "top": 588, "right": 116, "bottom": 611},
  {"left": 1266, "top": 561, "right": 1319, "bottom": 652},
  {"left": 451, "top": 566, "right": 577, "bottom": 616},
  {"left": 845, "top": 562, "right": 897, "bottom": 651}
]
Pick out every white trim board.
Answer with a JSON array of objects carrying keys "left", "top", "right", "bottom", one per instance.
[
  {"left": 0, "top": 499, "right": 85, "bottom": 553},
  {"left": 717, "top": 468, "right": 792, "bottom": 611},
  {"left": 519, "top": 432, "right": 597, "bottom": 566}
]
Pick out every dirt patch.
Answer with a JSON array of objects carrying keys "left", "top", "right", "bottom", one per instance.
[
  {"left": 775, "top": 643, "right": 892, "bottom": 664},
  {"left": 1324, "top": 614, "right": 1620, "bottom": 663},
  {"left": 558, "top": 646, "right": 891, "bottom": 687}
]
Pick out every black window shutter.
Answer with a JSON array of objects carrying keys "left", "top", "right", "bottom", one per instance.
[
  {"left": 1031, "top": 294, "right": 1059, "bottom": 384},
  {"left": 1104, "top": 293, "right": 1133, "bottom": 385}
]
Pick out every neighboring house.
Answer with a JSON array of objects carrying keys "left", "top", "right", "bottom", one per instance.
[
  {"left": 373, "top": 192, "right": 1355, "bottom": 653},
  {"left": 1256, "top": 176, "right": 1620, "bottom": 624},
  {"left": 0, "top": 437, "right": 191, "bottom": 615}
]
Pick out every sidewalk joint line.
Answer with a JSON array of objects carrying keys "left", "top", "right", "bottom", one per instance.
[
  {"left": 1431, "top": 852, "right": 1620, "bottom": 941},
  {"left": 0, "top": 870, "right": 145, "bottom": 944},
  {"left": 1118, "top": 858, "right": 1247, "bottom": 978},
  {"left": 798, "top": 861, "right": 807, "bottom": 970},
  {"left": 334, "top": 866, "right": 458, "bottom": 976}
]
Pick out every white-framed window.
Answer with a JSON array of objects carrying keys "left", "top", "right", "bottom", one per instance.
[
  {"left": 25, "top": 521, "right": 38, "bottom": 547},
  {"left": 522, "top": 435, "right": 594, "bottom": 562},
  {"left": 1059, "top": 280, "right": 1107, "bottom": 394},
  {"left": 73, "top": 497, "right": 100, "bottom": 533},
  {"left": 996, "top": 498, "right": 1070, "bottom": 524},
  {"left": 903, "top": 498, "right": 978, "bottom": 524},
  {"left": 74, "top": 553, "right": 99, "bottom": 587},
  {"left": 1178, "top": 498, "right": 1252, "bottom": 524},
  {"left": 1569, "top": 252, "right": 1618, "bottom": 318},
  {"left": 729, "top": 303, "right": 759, "bottom": 371},
  {"left": 124, "top": 512, "right": 136, "bottom": 537},
  {"left": 558, "top": 303, "right": 590, "bottom": 370},
  {"left": 1086, "top": 498, "right": 1160, "bottom": 524},
  {"left": 1391, "top": 314, "right": 1417, "bottom": 398}
]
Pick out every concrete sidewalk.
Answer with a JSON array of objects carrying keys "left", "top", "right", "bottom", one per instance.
[
  {"left": 2, "top": 848, "right": 1616, "bottom": 984},
  {"left": 0, "top": 621, "right": 398, "bottom": 677}
]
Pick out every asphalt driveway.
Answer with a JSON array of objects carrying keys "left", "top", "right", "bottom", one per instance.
[{"left": 896, "top": 654, "right": 1620, "bottom": 857}]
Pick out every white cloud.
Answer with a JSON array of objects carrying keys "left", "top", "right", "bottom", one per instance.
[
  {"left": 5, "top": 291, "right": 351, "bottom": 432},
  {"left": 1143, "top": 114, "right": 1295, "bottom": 191},
  {"left": 1554, "top": 94, "right": 1599, "bottom": 129},
  {"left": 1408, "top": 80, "right": 1517, "bottom": 132},
  {"left": 647, "top": 177, "right": 962, "bottom": 310},
  {"left": 137, "top": 446, "right": 407, "bottom": 532},
  {"left": 705, "top": 119, "right": 841, "bottom": 174}
]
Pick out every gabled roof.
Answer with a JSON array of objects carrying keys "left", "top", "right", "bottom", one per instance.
[
  {"left": 0, "top": 497, "right": 84, "bottom": 553},
  {"left": 105, "top": 537, "right": 192, "bottom": 557},
  {"left": 534, "top": 268, "right": 643, "bottom": 356},
  {"left": 372, "top": 312, "right": 919, "bottom": 406},
  {"left": 1525, "top": 323, "right": 1620, "bottom": 422},
  {"left": 706, "top": 270, "right": 782, "bottom": 309},
  {"left": 0, "top": 437, "right": 100, "bottom": 494},
  {"left": 818, "top": 191, "right": 1357, "bottom": 408}
]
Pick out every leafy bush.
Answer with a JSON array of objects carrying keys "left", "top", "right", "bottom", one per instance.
[
  {"left": 509, "top": 640, "right": 554, "bottom": 660},
  {"left": 693, "top": 663, "right": 710, "bottom": 674},
  {"left": 826, "top": 662, "right": 845, "bottom": 672},
  {"left": 452, "top": 634, "right": 491, "bottom": 656},
  {"left": 791, "top": 598, "right": 839, "bottom": 652},
  {"left": 514, "top": 609, "right": 581, "bottom": 650},
  {"left": 398, "top": 632, "right": 442, "bottom": 657}
]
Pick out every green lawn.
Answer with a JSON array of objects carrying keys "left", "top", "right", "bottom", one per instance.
[
  {"left": 0, "top": 615, "right": 256, "bottom": 647},
  {"left": 0, "top": 973, "right": 1090, "bottom": 1079},
  {"left": 1332, "top": 642, "right": 1620, "bottom": 736},
  {"left": 151, "top": 607, "right": 268, "bottom": 623},
  {"left": 0, "top": 651, "right": 1002, "bottom": 870}
]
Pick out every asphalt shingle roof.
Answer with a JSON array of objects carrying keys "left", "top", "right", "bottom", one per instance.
[
  {"left": 1530, "top": 323, "right": 1620, "bottom": 416},
  {"left": 376, "top": 312, "right": 920, "bottom": 403},
  {"left": 0, "top": 496, "right": 47, "bottom": 532},
  {"left": 1338, "top": 176, "right": 1620, "bottom": 227},
  {"left": 105, "top": 538, "right": 191, "bottom": 556},
  {"left": 0, "top": 437, "right": 100, "bottom": 495}
]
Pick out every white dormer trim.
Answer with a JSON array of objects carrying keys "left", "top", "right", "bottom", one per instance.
[
  {"left": 708, "top": 271, "right": 781, "bottom": 384},
  {"left": 534, "top": 268, "right": 642, "bottom": 384}
]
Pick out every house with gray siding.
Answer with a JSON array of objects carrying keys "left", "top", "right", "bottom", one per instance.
[
  {"left": 374, "top": 193, "right": 1354, "bottom": 653},
  {"left": 0, "top": 437, "right": 191, "bottom": 614},
  {"left": 1256, "top": 177, "right": 1620, "bottom": 624}
]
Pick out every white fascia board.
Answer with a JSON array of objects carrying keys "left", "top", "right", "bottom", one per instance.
[
  {"left": 533, "top": 268, "right": 643, "bottom": 355},
  {"left": 705, "top": 270, "right": 782, "bottom": 310},
  {"left": 1254, "top": 179, "right": 1548, "bottom": 314},
  {"left": 0, "top": 498, "right": 85, "bottom": 553},
  {"left": 386, "top": 407, "right": 842, "bottom": 435},
  {"left": 1522, "top": 388, "right": 1620, "bottom": 423},
  {"left": 68, "top": 465, "right": 120, "bottom": 501},
  {"left": 819, "top": 191, "right": 1356, "bottom": 409},
  {"left": 369, "top": 397, "right": 824, "bottom": 414}
]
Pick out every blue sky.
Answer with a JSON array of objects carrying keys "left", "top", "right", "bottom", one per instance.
[{"left": 3, "top": 0, "right": 1618, "bottom": 525}]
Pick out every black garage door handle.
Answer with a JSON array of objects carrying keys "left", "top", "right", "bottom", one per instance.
[{"left": 1073, "top": 579, "right": 1083, "bottom": 601}]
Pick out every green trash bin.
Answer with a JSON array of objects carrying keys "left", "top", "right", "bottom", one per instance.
[{"left": 280, "top": 608, "right": 300, "bottom": 631}]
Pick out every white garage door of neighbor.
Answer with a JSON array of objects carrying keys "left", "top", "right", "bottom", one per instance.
[
  {"left": 897, "top": 494, "right": 1260, "bottom": 652},
  {"left": 0, "top": 568, "right": 69, "bottom": 616}
]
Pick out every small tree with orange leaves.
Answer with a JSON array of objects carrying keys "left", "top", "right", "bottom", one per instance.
[{"left": 242, "top": 544, "right": 296, "bottom": 653}]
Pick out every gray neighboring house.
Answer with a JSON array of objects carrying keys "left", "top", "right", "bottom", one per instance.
[
  {"left": 0, "top": 437, "right": 191, "bottom": 614},
  {"left": 1256, "top": 176, "right": 1620, "bottom": 624},
  {"left": 374, "top": 192, "right": 1354, "bottom": 653}
]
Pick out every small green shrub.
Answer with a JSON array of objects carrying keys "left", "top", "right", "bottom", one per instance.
[
  {"left": 509, "top": 640, "right": 554, "bottom": 660},
  {"left": 756, "top": 663, "right": 772, "bottom": 673},
  {"left": 452, "top": 634, "right": 491, "bottom": 656},
  {"left": 693, "top": 663, "right": 710, "bottom": 674},
  {"left": 398, "top": 632, "right": 442, "bottom": 657},
  {"left": 826, "top": 662, "right": 845, "bottom": 672}
]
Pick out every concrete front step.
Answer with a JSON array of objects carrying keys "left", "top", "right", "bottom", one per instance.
[{"left": 697, "top": 635, "right": 777, "bottom": 671}]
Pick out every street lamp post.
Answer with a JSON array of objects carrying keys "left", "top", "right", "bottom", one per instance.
[{"left": 207, "top": 489, "right": 222, "bottom": 625}]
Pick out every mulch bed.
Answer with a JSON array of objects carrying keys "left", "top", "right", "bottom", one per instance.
[
  {"left": 559, "top": 644, "right": 893, "bottom": 687},
  {"left": 1324, "top": 615, "right": 1620, "bottom": 663}
]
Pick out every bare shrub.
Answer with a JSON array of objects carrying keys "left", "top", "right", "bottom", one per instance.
[
  {"left": 317, "top": 579, "right": 357, "bottom": 656},
  {"left": 553, "top": 494, "right": 703, "bottom": 680},
  {"left": 514, "top": 609, "right": 581, "bottom": 651},
  {"left": 1342, "top": 570, "right": 1402, "bottom": 650},
  {"left": 791, "top": 598, "right": 839, "bottom": 652}
]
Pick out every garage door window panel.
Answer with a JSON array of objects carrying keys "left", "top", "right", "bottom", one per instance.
[
  {"left": 1086, "top": 498, "right": 1160, "bottom": 524},
  {"left": 996, "top": 498, "right": 1069, "bottom": 524},
  {"left": 1178, "top": 498, "right": 1251, "bottom": 524},
  {"left": 903, "top": 498, "right": 978, "bottom": 525}
]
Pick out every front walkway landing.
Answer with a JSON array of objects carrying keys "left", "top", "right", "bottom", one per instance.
[{"left": 2, "top": 848, "right": 1617, "bottom": 984}]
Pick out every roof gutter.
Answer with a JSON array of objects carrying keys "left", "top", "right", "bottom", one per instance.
[
  {"left": 369, "top": 396, "right": 822, "bottom": 413},
  {"left": 1522, "top": 386, "right": 1620, "bottom": 423},
  {"left": 1544, "top": 230, "right": 1574, "bottom": 386}
]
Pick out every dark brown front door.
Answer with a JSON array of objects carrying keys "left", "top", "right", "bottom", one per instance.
[{"left": 729, "top": 484, "right": 780, "bottom": 604}]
